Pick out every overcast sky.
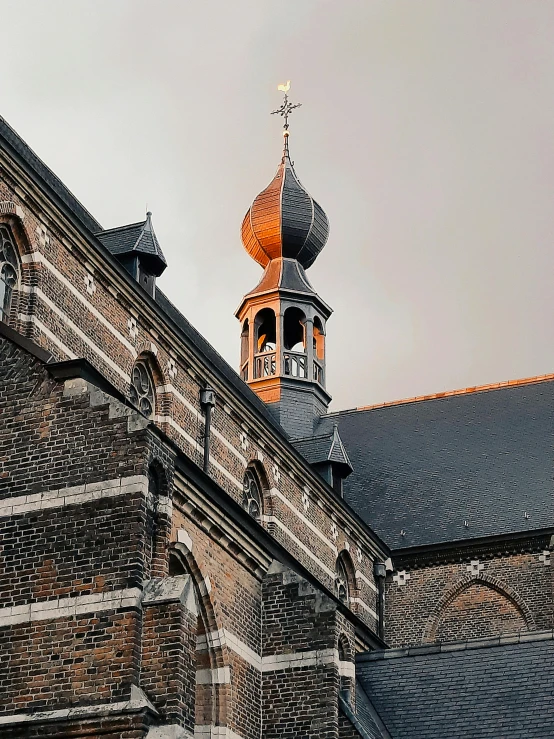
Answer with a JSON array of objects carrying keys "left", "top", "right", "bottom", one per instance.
[{"left": 2, "top": 1, "right": 553, "bottom": 410}]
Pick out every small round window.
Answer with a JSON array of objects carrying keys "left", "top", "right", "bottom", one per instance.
[{"left": 130, "top": 360, "right": 155, "bottom": 418}]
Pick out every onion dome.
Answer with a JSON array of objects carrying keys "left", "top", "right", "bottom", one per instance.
[{"left": 241, "top": 145, "right": 329, "bottom": 270}]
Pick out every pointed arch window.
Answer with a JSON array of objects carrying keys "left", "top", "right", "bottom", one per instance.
[
  {"left": 335, "top": 557, "right": 350, "bottom": 605},
  {"left": 0, "top": 225, "right": 19, "bottom": 322},
  {"left": 242, "top": 468, "right": 262, "bottom": 520},
  {"left": 130, "top": 360, "right": 155, "bottom": 418}
]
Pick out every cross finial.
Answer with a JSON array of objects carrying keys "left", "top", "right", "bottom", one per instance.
[{"left": 271, "top": 81, "right": 302, "bottom": 141}]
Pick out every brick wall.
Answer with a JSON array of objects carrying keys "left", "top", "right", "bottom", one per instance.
[
  {"left": 385, "top": 550, "right": 553, "bottom": 647},
  {"left": 0, "top": 335, "right": 182, "bottom": 735},
  {"left": 261, "top": 562, "right": 356, "bottom": 739}
]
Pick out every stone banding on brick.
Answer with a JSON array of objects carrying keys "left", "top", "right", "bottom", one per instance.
[
  {"left": 21, "top": 250, "right": 138, "bottom": 355},
  {"left": 0, "top": 474, "right": 148, "bottom": 518},
  {"left": 18, "top": 312, "right": 77, "bottom": 358},
  {"left": 0, "top": 587, "right": 143, "bottom": 627},
  {"left": 0, "top": 686, "right": 157, "bottom": 726}
]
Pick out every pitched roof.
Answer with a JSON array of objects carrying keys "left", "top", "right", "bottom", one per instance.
[
  {"left": 322, "top": 377, "right": 554, "bottom": 549},
  {"left": 356, "top": 631, "right": 554, "bottom": 739},
  {"left": 96, "top": 212, "right": 167, "bottom": 275},
  {"left": 244, "top": 257, "right": 316, "bottom": 298}
]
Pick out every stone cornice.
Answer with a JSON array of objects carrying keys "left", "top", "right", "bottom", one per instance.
[{"left": 391, "top": 528, "right": 554, "bottom": 569}]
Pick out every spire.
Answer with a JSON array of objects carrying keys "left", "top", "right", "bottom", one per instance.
[{"left": 272, "top": 80, "right": 302, "bottom": 160}]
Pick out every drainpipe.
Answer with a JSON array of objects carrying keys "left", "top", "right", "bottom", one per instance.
[
  {"left": 373, "top": 561, "right": 387, "bottom": 642},
  {"left": 200, "top": 386, "right": 216, "bottom": 473}
]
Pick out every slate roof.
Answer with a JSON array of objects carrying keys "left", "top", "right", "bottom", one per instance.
[
  {"left": 245, "top": 257, "right": 316, "bottom": 298},
  {"left": 356, "top": 631, "right": 554, "bottom": 739},
  {"left": 293, "top": 425, "right": 352, "bottom": 474},
  {"left": 320, "top": 377, "right": 554, "bottom": 549},
  {"left": 96, "top": 213, "right": 167, "bottom": 275},
  {"left": 339, "top": 684, "right": 389, "bottom": 739}
]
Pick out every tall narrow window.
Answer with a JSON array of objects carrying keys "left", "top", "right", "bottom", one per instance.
[
  {"left": 0, "top": 225, "right": 19, "bottom": 322},
  {"left": 242, "top": 468, "right": 262, "bottom": 520},
  {"left": 336, "top": 557, "right": 350, "bottom": 605},
  {"left": 130, "top": 360, "right": 155, "bottom": 418}
]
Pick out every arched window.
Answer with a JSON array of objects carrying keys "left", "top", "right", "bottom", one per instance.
[
  {"left": 335, "top": 557, "right": 350, "bottom": 605},
  {"left": 254, "top": 308, "right": 276, "bottom": 378},
  {"left": 130, "top": 359, "right": 155, "bottom": 418},
  {"left": 283, "top": 307, "right": 306, "bottom": 351},
  {"left": 0, "top": 225, "right": 19, "bottom": 322},
  {"left": 242, "top": 468, "right": 262, "bottom": 520},
  {"left": 148, "top": 464, "right": 161, "bottom": 497},
  {"left": 313, "top": 316, "right": 325, "bottom": 360},
  {"left": 255, "top": 308, "right": 276, "bottom": 353},
  {"left": 240, "top": 319, "right": 249, "bottom": 380}
]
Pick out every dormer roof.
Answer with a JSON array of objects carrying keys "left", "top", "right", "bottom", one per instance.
[{"left": 96, "top": 212, "right": 167, "bottom": 276}]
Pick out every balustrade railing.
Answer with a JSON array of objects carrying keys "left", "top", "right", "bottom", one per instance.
[
  {"left": 254, "top": 351, "right": 276, "bottom": 378},
  {"left": 283, "top": 351, "right": 307, "bottom": 379},
  {"left": 313, "top": 359, "right": 324, "bottom": 385}
]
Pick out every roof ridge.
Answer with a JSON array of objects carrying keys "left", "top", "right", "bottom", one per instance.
[
  {"left": 357, "top": 629, "right": 554, "bottom": 662},
  {"left": 328, "top": 372, "right": 554, "bottom": 417},
  {"left": 292, "top": 430, "right": 334, "bottom": 443},
  {"left": 95, "top": 220, "right": 146, "bottom": 236}
]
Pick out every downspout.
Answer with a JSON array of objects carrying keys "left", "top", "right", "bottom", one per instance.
[
  {"left": 373, "top": 561, "right": 387, "bottom": 642},
  {"left": 200, "top": 386, "right": 216, "bottom": 473}
]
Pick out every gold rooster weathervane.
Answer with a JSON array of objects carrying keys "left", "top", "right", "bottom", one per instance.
[{"left": 272, "top": 81, "right": 302, "bottom": 137}]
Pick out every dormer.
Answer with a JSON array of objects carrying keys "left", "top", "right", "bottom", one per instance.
[{"left": 96, "top": 212, "right": 166, "bottom": 297}]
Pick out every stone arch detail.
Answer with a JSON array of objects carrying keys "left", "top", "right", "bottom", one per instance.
[
  {"left": 423, "top": 573, "right": 535, "bottom": 643},
  {"left": 0, "top": 209, "right": 39, "bottom": 334},
  {"left": 0, "top": 204, "right": 36, "bottom": 255},
  {"left": 337, "top": 632, "right": 353, "bottom": 662},
  {"left": 246, "top": 459, "right": 272, "bottom": 519},
  {"left": 131, "top": 349, "right": 171, "bottom": 419},
  {"left": 170, "top": 542, "right": 229, "bottom": 730},
  {"left": 336, "top": 549, "right": 359, "bottom": 604},
  {"left": 134, "top": 345, "right": 170, "bottom": 387}
]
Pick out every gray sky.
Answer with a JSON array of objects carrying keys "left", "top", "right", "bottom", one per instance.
[{"left": 2, "top": 0, "right": 553, "bottom": 410}]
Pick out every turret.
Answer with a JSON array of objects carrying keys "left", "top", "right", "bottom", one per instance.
[{"left": 236, "top": 88, "right": 332, "bottom": 438}]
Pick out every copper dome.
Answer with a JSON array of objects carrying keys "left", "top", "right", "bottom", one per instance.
[{"left": 241, "top": 148, "right": 329, "bottom": 270}]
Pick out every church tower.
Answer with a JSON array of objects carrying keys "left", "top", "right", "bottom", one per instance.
[{"left": 236, "top": 88, "right": 332, "bottom": 438}]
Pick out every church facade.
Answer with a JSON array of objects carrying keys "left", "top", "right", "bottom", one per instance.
[{"left": 0, "top": 109, "right": 552, "bottom": 738}]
